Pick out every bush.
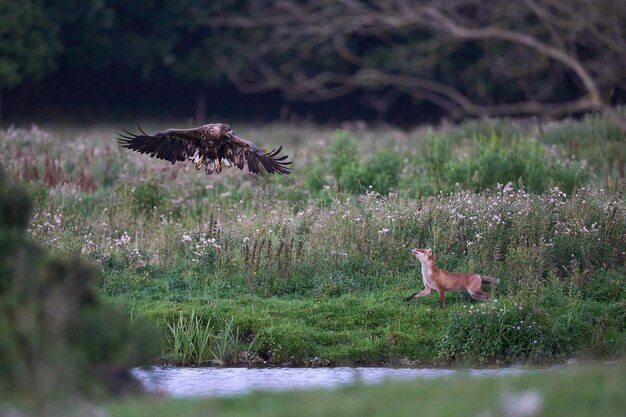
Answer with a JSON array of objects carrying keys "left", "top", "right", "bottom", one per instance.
[
  {"left": 132, "top": 181, "right": 166, "bottom": 214},
  {"left": 308, "top": 129, "right": 404, "bottom": 195},
  {"left": 355, "top": 148, "right": 403, "bottom": 194},
  {"left": 328, "top": 130, "right": 360, "bottom": 179},
  {"left": 0, "top": 169, "right": 160, "bottom": 403},
  {"left": 437, "top": 299, "right": 553, "bottom": 364},
  {"left": 423, "top": 134, "right": 588, "bottom": 194},
  {"left": 422, "top": 130, "right": 451, "bottom": 192},
  {"left": 538, "top": 111, "right": 626, "bottom": 187}
]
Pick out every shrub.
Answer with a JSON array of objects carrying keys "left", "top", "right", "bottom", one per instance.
[
  {"left": 0, "top": 169, "right": 160, "bottom": 402},
  {"left": 328, "top": 129, "right": 360, "bottom": 193},
  {"left": 304, "top": 147, "right": 328, "bottom": 194},
  {"left": 355, "top": 148, "right": 403, "bottom": 194},
  {"left": 306, "top": 130, "right": 403, "bottom": 196},
  {"left": 539, "top": 112, "right": 626, "bottom": 190},
  {"left": 421, "top": 130, "right": 451, "bottom": 193},
  {"left": 437, "top": 299, "right": 553, "bottom": 364},
  {"left": 132, "top": 181, "right": 166, "bottom": 214},
  {"left": 429, "top": 134, "right": 588, "bottom": 194}
]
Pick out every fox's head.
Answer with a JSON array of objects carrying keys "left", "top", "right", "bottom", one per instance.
[{"left": 411, "top": 248, "right": 433, "bottom": 263}]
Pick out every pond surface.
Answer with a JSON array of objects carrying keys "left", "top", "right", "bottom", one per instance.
[{"left": 131, "top": 366, "right": 527, "bottom": 397}]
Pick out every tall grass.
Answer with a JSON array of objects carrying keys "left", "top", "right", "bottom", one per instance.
[
  {"left": 22, "top": 181, "right": 624, "bottom": 301},
  {"left": 167, "top": 311, "right": 214, "bottom": 365},
  {"left": 166, "top": 311, "right": 255, "bottom": 366},
  {"left": 2, "top": 119, "right": 623, "bottom": 300},
  {"left": 1, "top": 116, "right": 624, "bottom": 365}
]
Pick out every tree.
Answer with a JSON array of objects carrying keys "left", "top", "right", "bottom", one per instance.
[
  {"left": 213, "top": 0, "right": 626, "bottom": 131},
  {"left": 160, "top": 1, "right": 230, "bottom": 122},
  {"left": 46, "top": 0, "right": 231, "bottom": 123},
  {"left": 47, "top": 0, "right": 175, "bottom": 82},
  {"left": 0, "top": 0, "right": 59, "bottom": 123},
  {"left": 44, "top": 0, "right": 117, "bottom": 71}
]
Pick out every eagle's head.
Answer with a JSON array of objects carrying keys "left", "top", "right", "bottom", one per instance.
[
  {"left": 208, "top": 123, "right": 235, "bottom": 138},
  {"left": 222, "top": 124, "right": 235, "bottom": 138}
]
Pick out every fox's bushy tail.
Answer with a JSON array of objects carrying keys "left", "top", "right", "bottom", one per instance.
[{"left": 480, "top": 275, "right": 500, "bottom": 284}]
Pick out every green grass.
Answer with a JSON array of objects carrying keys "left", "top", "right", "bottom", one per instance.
[
  {"left": 117, "top": 286, "right": 625, "bottom": 366},
  {"left": 1, "top": 115, "right": 625, "bottom": 367},
  {"left": 125, "top": 292, "right": 444, "bottom": 365},
  {"left": 107, "top": 364, "right": 626, "bottom": 417}
]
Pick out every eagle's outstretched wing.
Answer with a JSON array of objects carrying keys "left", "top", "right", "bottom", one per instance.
[
  {"left": 116, "top": 126, "right": 197, "bottom": 164},
  {"left": 226, "top": 135, "right": 292, "bottom": 175},
  {"left": 116, "top": 125, "right": 291, "bottom": 175}
]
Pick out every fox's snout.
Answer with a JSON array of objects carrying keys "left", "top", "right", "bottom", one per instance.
[{"left": 411, "top": 248, "right": 434, "bottom": 262}]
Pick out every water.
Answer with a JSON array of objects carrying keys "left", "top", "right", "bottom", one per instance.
[{"left": 131, "top": 366, "right": 526, "bottom": 397}]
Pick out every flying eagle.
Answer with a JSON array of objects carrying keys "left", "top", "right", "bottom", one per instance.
[{"left": 116, "top": 123, "right": 291, "bottom": 175}]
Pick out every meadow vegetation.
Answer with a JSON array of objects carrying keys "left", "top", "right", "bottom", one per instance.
[{"left": 1, "top": 113, "right": 624, "bottom": 367}]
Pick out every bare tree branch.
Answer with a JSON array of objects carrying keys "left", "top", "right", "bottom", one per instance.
[
  {"left": 415, "top": 6, "right": 602, "bottom": 104},
  {"left": 212, "top": 0, "right": 626, "bottom": 130}
]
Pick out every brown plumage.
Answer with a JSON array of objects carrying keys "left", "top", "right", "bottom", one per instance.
[{"left": 116, "top": 123, "right": 291, "bottom": 175}]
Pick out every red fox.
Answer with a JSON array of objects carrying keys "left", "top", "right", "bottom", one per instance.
[{"left": 403, "top": 248, "right": 500, "bottom": 309}]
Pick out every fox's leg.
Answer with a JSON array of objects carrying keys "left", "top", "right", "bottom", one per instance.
[
  {"left": 468, "top": 289, "right": 490, "bottom": 301},
  {"left": 403, "top": 286, "right": 432, "bottom": 302},
  {"left": 467, "top": 290, "right": 491, "bottom": 300},
  {"left": 438, "top": 289, "right": 446, "bottom": 309},
  {"left": 467, "top": 275, "right": 491, "bottom": 301}
]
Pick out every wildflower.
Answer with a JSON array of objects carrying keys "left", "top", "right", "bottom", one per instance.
[
  {"left": 114, "top": 232, "right": 131, "bottom": 247},
  {"left": 181, "top": 234, "right": 192, "bottom": 243}
]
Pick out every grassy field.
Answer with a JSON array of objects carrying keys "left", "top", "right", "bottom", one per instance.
[
  {"left": 1, "top": 114, "right": 625, "bottom": 366},
  {"left": 107, "top": 363, "right": 626, "bottom": 417}
]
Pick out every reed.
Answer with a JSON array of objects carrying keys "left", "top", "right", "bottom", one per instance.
[
  {"left": 166, "top": 311, "right": 255, "bottom": 366},
  {"left": 166, "top": 310, "right": 214, "bottom": 365}
]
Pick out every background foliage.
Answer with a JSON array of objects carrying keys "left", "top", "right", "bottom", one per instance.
[{"left": 3, "top": 1, "right": 625, "bottom": 124}]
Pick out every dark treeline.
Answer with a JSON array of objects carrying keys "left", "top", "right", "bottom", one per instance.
[
  {"left": 7, "top": 69, "right": 431, "bottom": 125},
  {"left": 2, "top": 0, "right": 625, "bottom": 126}
]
